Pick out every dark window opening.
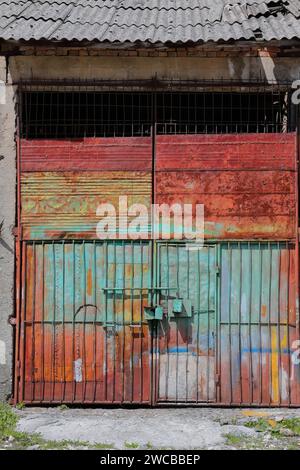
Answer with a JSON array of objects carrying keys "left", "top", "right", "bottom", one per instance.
[
  {"left": 21, "top": 90, "right": 295, "bottom": 139},
  {"left": 21, "top": 92, "right": 152, "bottom": 139},
  {"left": 156, "top": 91, "right": 293, "bottom": 134}
]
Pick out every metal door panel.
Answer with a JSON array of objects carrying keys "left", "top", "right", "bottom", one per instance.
[
  {"left": 219, "top": 242, "right": 300, "bottom": 406},
  {"left": 155, "top": 243, "right": 218, "bottom": 403},
  {"left": 18, "top": 240, "right": 152, "bottom": 404}
]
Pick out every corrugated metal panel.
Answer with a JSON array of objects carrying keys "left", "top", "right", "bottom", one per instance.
[
  {"left": 19, "top": 240, "right": 152, "bottom": 404},
  {"left": 1, "top": 0, "right": 300, "bottom": 43},
  {"left": 219, "top": 242, "right": 300, "bottom": 406},
  {"left": 156, "top": 134, "right": 297, "bottom": 240},
  {"left": 20, "top": 138, "right": 152, "bottom": 172},
  {"left": 156, "top": 243, "right": 217, "bottom": 403},
  {"left": 20, "top": 138, "right": 152, "bottom": 240}
]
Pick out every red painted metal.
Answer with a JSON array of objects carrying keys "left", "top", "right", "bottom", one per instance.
[
  {"left": 156, "top": 134, "right": 296, "bottom": 239},
  {"left": 20, "top": 138, "right": 152, "bottom": 172}
]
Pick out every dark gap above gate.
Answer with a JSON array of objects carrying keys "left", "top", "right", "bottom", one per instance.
[{"left": 21, "top": 88, "right": 295, "bottom": 139}]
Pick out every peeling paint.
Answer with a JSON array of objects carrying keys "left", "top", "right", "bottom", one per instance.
[{"left": 74, "top": 359, "right": 83, "bottom": 383}]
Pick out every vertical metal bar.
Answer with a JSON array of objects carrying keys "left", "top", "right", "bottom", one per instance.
[
  {"left": 113, "top": 241, "right": 117, "bottom": 403},
  {"left": 122, "top": 240, "right": 126, "bottom": 403},
  {"left": 238, "top": 242, "right": 242, "bottom": 404},
  {"left": 196, "top": 248, "right": 200, "bottom": 403},
  {"left": 140, "top": 240, "right": 144, "bottom": 403},
  {"left": 268, "top": 243, "right": 272, "bottom": 406},
  {"left": 287, "top": 242, "right": 291, "bottom": 405},
  {"left": 51, "top": 241, "right": 56, "bottom": 403},
  {"left": 19, "top": 242, "right": 27, "bottom": 403},
  {"left": 215, "top": 244, "right": 221, "bottom": 403},
  {"left": 104, "top": 241, "right": 108, "bottom": 402},
  {"left": 149, "top": 241, "right": 154, "bottom": 405},
  {"left": 249, "top": 241, "right": 253, "bottom": 404},
  {"left": 30, "top": 242, "right": 36, "bottom": 402},
  {"left": 228, "top": 242, "right": 233, "bottom": 405},
  {"left": 185, "top": 248, "right": 189, "bottom": 403},
  {"left": 152, "top": 240, "right": 159, "bottom": 406},
  {"left": 207, "top": 247, "right": 210, "bottom": 402},
  {"left": 295, "top": 117, "right": 300, "bottom": 371},
  {"left": 176, "top": 244, "right": 179, "bottom": 402},
  {"left": 165, "top": 244, "right": 169, "bottom": 401},
  {"left": 41, "top": 242, "right": 45, "bottom": 403},
  {"left": 277, "top": 242, "right": 282, "bottom": 405},
  {"left": 82, "top": 241, "right": 87, "bottom": 403},
  {"left": 72, "top": 241, "right": 76, "bottom": 403},
  {"left": 92, "top": 241, "right": 97, "bottom": 403},
  {"left": 258, "top": 241, "right": 263, "bottom": 405},
  {"left": 62, "top": 241, "right": 66, "bottom": 403}
]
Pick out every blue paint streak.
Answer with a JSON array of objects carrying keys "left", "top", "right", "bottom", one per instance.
[
  {"left": 151, "top": 346, "right": 198, "bottom": 355},
  {"left": 242, "top": 348, "right": 292, "bottom": 355}
]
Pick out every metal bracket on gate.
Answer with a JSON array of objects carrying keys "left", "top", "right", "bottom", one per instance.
[
  {"left": 144, "top": 306, "right": 164, "bottom": 321},
  {"left": 168, "top": 299, "right": 192, "bottom": 318}
]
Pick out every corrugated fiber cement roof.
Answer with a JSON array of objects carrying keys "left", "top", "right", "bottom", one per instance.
[{"left": 0, "top": 0, "right": 300, "bottom": 44}]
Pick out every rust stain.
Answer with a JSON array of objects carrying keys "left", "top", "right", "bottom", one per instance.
[
  {"left": 242, "top": 410, "right": 270, "bottom": 417},
  {"left": 261, "top": 305, "right": 267, "bottom": 318},
  {"left": 87, "top": 269, "right": 92, "bottom": 297}
]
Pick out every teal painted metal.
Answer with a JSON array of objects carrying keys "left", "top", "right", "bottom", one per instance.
[
  {"left": 18, "top": 240, "right": 153, "bottom": 404},
  {"left": 219, "top": 241, "right": 300, "bottom": 406},
  {"left": 155, "top": 243, "right": 218, "bottom": 403}
]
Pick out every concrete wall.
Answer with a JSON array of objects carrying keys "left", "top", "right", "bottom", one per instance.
[
  {"left": 9, "top": 55, "right": 300, "bottom": 82},
  {"left": 0, "top": 57, "right": 16, "bottom": 401}
]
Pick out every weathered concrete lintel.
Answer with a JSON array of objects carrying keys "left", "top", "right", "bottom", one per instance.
[{"left": 8, "top": 56, "right": 300, "bottom": 83}]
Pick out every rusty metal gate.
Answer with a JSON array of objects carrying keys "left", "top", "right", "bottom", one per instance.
[
  {"left": 16, "top": 240, "right": 300, "bottom": 405},
  {"left": 14, "top": 83, "right": 300, "bottom": 406}
]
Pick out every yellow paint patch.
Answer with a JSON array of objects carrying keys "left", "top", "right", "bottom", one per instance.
[
  {"left": 281, "top": 331, "right": 288, "bottom": 349},
  {"left": 242, "top": 410, "right": 270, "bottom": 417},
  {"left": 268, "top": 419, "right": 277, "bottom": 428},
  {"left": 271, "top": 327, "right": 279, "bottom": 403}
]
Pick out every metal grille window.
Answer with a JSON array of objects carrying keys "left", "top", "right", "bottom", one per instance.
[
  {"left": 21, "top": 92, "right": 152, "bottom": 138},
  {"left": 156, "top": 91, "right": 293, "bottom": 134},
  {"left": 21, "top": 87, "right": 295, "bottom": 139}
]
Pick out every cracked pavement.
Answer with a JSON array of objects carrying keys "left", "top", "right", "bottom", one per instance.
[{"left": 14, "top": 407, "right": 300, "bottom": 450}]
